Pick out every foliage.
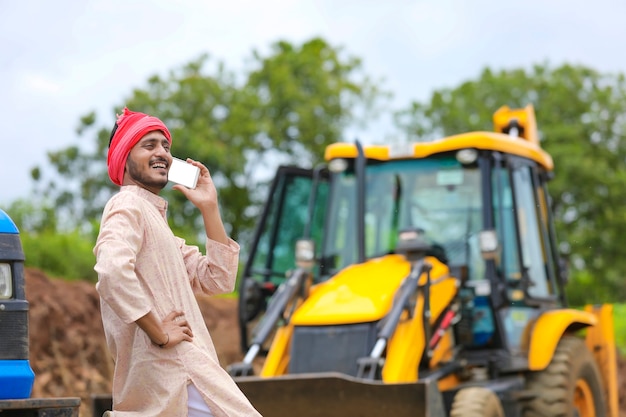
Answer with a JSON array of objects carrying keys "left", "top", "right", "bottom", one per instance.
[
  {"left": 396, "top": 63, "right": 626, "bottom": 304},
  {"left": 3, "top": 199, "right": 97, "bottom": 281},
  {"left": 2, "top": 199, "right": 58, "bottom": 234},
  {"left": 21, "top": 229, "right": 97, "bottom": 281},
  {"left": 31, "top": 38, "right": 383, "bottom": 248},
  {"left": 246, "top": 39, "right": 380, "bottom": 164}
]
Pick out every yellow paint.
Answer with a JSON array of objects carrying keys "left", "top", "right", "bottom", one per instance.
[
  {"left": 325, "top": 132, "right": 552, "bottom": 170},
  {"left": 492, "top": 104, "right": 539, "bottom": 144},
  {"left": 324, "top": 105, "right": 552, "bottom": 170},
  {"left": 260, "top": 325, "right": 293, "bottom": 377},
  {"left": 584, "top": 304, "right": 618, "bottom": 417},
  {"left": 291, "top": 255, "right": 411, "bottom": 325},
  {"left": 574, "top": 377, "right": 596, "bottom": 417},
  {"left": 429, "top": 328, "right": 455, "bottom": 368},
  {"left": 284, "top": 254, "right": 457, "bottom": 383},
  {"left": 382, "top": 295, "right": 424, "bottom": 382},
  {"left": 527, "top": 309, "right": 597, "bottom": 371},
  {"left": 437, "top": 373, "right": 461, "bottom": 392},
  {"left": 383, "top": 259, "right": 458, "bottom": 383}
]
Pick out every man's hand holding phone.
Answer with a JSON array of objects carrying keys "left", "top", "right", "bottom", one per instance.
[
  {"left": 168, "top": 157, "right": 200, "bottom": 189},
  {"left": 169, "top": 158, "right": 218, "bottom": 209},
  {"left": 169, "top": 157, "right": 229, "bottom": 245}
]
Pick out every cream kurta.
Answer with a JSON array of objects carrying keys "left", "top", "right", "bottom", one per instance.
[{"left": 94, "top": 185, "right": 261, "bottom": 417}]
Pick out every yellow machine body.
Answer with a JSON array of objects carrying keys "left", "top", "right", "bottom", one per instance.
[{"left": 233, "top": 105, "right": 618, "bottom": 417}]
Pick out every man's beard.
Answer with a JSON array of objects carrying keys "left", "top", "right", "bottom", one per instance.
[{"left": 127, "top": 158, "right": 168, "bottom": 190}]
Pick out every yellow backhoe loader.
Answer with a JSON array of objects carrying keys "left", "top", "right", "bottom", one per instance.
[{"left": 230, "top": 105, "right": 618, "bottom": 417}]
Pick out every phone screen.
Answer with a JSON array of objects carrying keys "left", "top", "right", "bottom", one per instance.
[{"left": 168, "top": 157, "right": 200, "bottom": 189}]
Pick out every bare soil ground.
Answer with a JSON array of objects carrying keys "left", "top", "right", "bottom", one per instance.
[{"left": 24, "top": 268, "right": 626, "bottom": 417}]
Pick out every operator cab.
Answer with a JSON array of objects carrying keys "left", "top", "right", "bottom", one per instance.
[{"left": 238, "top": 105, "right": 567, "bottom": 361}]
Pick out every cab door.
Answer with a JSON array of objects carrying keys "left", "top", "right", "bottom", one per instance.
[
  {"left": 237, "top": 165, "right": 328, "bottom": 350},
  {"left": 492, "top": 156, "right": 561, "bottom": 353},
  {"left": 500, "top": 159, "right": 560, "bottom": 302}
]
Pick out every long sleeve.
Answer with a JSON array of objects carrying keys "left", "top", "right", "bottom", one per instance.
[
  {"left": 178, "top": 236, "right": 240, "bottom": 295},
  {"left": 95, "top": 198, "right": 152, "bottom": 324}
]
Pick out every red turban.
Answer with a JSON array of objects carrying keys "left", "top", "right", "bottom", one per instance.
[{"left": 107, "top": 107, "right": 172, "bottom": 186}]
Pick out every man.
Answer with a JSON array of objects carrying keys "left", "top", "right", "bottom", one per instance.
[{"left": 94, "top": 108, "right": 262, "bottom": 416}]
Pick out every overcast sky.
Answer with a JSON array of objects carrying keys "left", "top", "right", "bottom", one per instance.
[{"left": 2, "top": 0, "right": 626, "bottom": 207}]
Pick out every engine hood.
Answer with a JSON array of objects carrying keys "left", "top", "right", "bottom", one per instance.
[{"left": 291, "top": 254, "right": 449, "bottom": 326}]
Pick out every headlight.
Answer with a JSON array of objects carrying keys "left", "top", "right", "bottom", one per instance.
[
  {"left": 328, "top": 158, "right": 348, "bottom": 173},
  {"left": 295, "top": 239, "right": 315, "bottom": 270},
  {"left": 478, "top": 230, "right": 499, "bottom": 260},
  {"left": 0, "top": 263, "right": 12, "bottom": 299},
  {"left": 456, "top": 148, "right": 478, "bottom": 165}
]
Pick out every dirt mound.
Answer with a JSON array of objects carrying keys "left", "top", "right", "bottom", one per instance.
[
  {"left": 23, "top": 268, "right": 626, "bottom": 417},
  {"left": 27, "top": 268, "right": 110, "bottom": 408}
]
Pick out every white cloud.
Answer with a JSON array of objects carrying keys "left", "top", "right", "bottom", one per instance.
[{"left": 19, "top": 73, "right": 62, "bottom": 94}]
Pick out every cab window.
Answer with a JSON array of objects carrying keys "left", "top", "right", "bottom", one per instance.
[{"left": 511, "top": 166, "right": 552, "bottom": 298}]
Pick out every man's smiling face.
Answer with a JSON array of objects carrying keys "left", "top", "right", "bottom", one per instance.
[{"left": 124, "top": 131, "right": 172, "bottom": 194}]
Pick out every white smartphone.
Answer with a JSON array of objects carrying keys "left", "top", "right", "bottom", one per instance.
[{"left": 168, "top": 157, "right": 200, "bottom": 189}]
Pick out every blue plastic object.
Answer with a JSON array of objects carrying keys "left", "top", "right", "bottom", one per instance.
[
  {"left": 0, "top": 209, "right": 19, "bottom": 234},
  {"left": 0, "top": 210, "right": 33, "bottom": 400},
  {"left": 472, "top": 296, "right": 495, "bottom": 345},
  {"left": 0, "top": 360, "right": 35, "bottom": 399}
]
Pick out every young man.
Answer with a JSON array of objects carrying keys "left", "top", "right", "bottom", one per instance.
[{"left": 94, "top": 108, "right": 262, "bottom": 417}]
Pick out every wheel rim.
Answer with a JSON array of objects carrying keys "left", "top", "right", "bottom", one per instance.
[{"left": 573, "top": 378, "right": 596, "bottom": 417}]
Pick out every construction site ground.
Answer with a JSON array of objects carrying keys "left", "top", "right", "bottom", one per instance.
[{"left": 24, "top": 268, "right": 626, "bottom": 417}]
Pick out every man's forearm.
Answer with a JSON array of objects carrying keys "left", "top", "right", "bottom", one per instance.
[
  {"left": 200, "top": 204, "right": 229, "bottom": 245},
  {"left": 136, "top": 311, "right": 168, "bottom": 346}
]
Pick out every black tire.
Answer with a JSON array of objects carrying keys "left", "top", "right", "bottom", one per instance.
[
  {"left": 450, "top": 386, "right": 505, "bottom": 417},
  {"left": 523, "top": 336, "right": 606, "bottom": 417}
]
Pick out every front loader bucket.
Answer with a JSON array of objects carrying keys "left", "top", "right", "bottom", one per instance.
[{"left": 234, "top": 372, "right": 445, "bottom": 417}]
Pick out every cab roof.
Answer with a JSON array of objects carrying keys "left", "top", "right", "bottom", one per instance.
[
  {"left": 324, "top": 131, "right": 553, "bottom": 171},
  {"left": 324, "top": 105, "right": 554, "bottom": 171}
]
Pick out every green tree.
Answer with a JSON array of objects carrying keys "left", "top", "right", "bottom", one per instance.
[
  {"left": 246, "top": 38, "right": 380, "bottom": 164},
  {"left": 32, "top": 37, "right": 384, "bottom": 249},
  {"left": 2, "top": 199, "right": 97, "bottom": 281},
  {"left": 395, "top": 63, "right": 626, "bottom": 304}
]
